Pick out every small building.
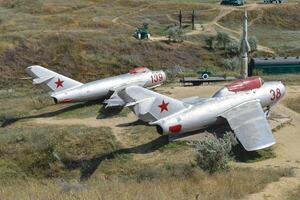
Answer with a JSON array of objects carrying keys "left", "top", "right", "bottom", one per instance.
[{"left": 248, "top": 57, "right": 300, "bottom": 76}]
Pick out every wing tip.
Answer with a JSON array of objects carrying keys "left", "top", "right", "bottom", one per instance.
[{"left": 244, "top": 141, "right": 276, "bottom": 152}]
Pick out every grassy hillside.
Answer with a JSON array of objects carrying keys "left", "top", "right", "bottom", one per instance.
[
  {"left": 0, "top": 0, "right": 299, "bottom": 88},
  {"left": 218, "top": 4, "right": 300, "bottom": 54},
  {"left": 0, "top": 1, "right": 299, "bottom": 199},
  {"left": 0, "top": 120, "right": 294, "bottom": 199}
]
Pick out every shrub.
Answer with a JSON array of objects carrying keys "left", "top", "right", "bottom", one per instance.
[
  {"left": 249, "top": 36, "right": 258, "bottom": 52},
  {"left": 204, "top": 35, "right": 215, "bottom": 50},
  {"left": 166, "top": 26, "right": 184, "bottom": 43},
  {"left": 191, "top": 132, "right": 237, "bottom": 173},
  {"left": 216, "top": 31, "right": 231, "bottom": 49},
  {"left": 226, "top": 41, "right": 239, "bottom": 57},
  {"left": 223, "top": 57, "right": 240, "bottom": 70}
]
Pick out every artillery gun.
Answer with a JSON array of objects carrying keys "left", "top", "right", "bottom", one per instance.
[
  {"left": 220, "top": 0, "right": 245, "bottom": 6},
  {"left": 133, "top": 22, "right": 150, "bottom": 40}
]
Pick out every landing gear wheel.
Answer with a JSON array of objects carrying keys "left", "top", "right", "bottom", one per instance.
[
  {"left": 202, "top": 73, "right": 209, "bottom": 79},
  {"left": 265, "top": 109, "right": 270, "bottom": 119}
]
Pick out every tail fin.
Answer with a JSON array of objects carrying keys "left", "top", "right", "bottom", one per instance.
[
  {"left": 25, "top": 65, "right": 83, "bottom": 94},
  {"left": 118, "top": 86, "right": 187, "bottom": 122}
]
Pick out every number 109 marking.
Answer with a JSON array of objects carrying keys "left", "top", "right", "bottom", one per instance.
[{"left": 151, "top": 73, "right": 163, "bottom": 83}]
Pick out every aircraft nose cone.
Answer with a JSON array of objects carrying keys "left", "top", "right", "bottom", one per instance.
[
  {"left": 162, "top": 70, "right": 167, "bottom": 82},
  {"left": 279, "top": 81, "right": 286, "bottom": 98}
]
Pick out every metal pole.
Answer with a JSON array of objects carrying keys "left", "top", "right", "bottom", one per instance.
[
  {"left": 192, "top": 10, "right": 195, "bottom": 30},
  {"left": 179, "top": 10, "right": 182, "bottom": 28}
]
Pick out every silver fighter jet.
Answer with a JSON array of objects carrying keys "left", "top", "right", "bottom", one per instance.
[
  {"left": 118, "top": 77, "right": 286, "bottom": 151},
  {"left": 25, "top": 65, "right": 166, "bottom": 107}
]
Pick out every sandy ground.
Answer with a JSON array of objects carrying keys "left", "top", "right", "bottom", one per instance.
[
  {"left": 240, "top": 103, "right": 300, "bottom": 200},
  {"left": 30, "top": 83, "right": 300, "bottom": 199}
]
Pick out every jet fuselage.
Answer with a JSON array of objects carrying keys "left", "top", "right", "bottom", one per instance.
[
  {"left": 155, "top": 81, "right": 286, "bottom": 135},
  {"left": 53, "top": 70, "right": 166, "bottom": 103}
]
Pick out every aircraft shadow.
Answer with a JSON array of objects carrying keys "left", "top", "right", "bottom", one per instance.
[
  {"left": 116, "top": 120, "right": 149, "bottom": 127},
  {"left": 0, "top": 101, "right": 99, "bottom": 128},
  {"left": 97, "top": 106, "right": 124, "bottom": 119},
  {"left": 62, "top": 123, "right": 232, "bottom": 181},
  {"left": 61, "top": 135, "right": 169, "bottom": 181}
]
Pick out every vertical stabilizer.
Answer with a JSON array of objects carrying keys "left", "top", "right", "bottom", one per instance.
[{"left": 25, "top": 65, "right": 83, "bottom": 94}]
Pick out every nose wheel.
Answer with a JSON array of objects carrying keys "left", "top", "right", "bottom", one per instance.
[{"left": 265, "top": 107, "right": 270, "bottom": 119}]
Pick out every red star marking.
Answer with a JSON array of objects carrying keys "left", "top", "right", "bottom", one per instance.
[
  {"left": 159, "top": 100, "right": 169, "bottom": 113},
  {"left": 55, "top": 78, "right": 64, "bottom": 88}
]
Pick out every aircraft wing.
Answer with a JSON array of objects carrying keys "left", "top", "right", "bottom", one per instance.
[
  {"left": 104, "top": 80, "right": 148, "bottom": 108},
  {"left": 180, "top": 96, "right": 208, "bottom": 105},
  {"left": 118, "top": 86, "right": 188, "bottom": 122},
  {"left": 221, "top": 100, "right": 275, "bottom": 151},
  {"left": 103, "top": 92, "right": 125, "bottom": 108}
]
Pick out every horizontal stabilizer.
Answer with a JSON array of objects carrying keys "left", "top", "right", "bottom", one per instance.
[
  {"left": 103, "top": 91, "right": 126, "bottom": 108},
  {"left": 118, "top": 86, "right": 187, "bottom": 122},
  {"left": 33, "top": 76, "right": 54, "bottom": 85}
]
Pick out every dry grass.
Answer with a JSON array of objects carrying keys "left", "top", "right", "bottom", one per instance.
[
  {"left": 262, "top": 75, "right": 300, "bottom": 85},
  {"left": 1, "top": 0, "right": 298, "bottom": 88},
  {"left": 0, "top": 120, "right": 295, "bottom": 200},
  {"left": 0, "top": 1, "right": 299, "bottom": 199},
  {"left": 0, "top": 167, "right": 293, "bottom": 200},
  {"left": 218, "top": 5, "right": 300, "bottom": 54},
  {"left": 0, "top": 124, "right": 119, "bottom": 179}
]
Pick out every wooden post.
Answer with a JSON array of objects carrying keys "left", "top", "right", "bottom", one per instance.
[
  {"left": 192, "top": 10, "right": 195, "bottom": 30},
  {"left": 179, "top": 10, "right": 182, "bottom": 28}
]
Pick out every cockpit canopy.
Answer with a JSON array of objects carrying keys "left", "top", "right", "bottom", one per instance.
[
  {"left": 226, "top": 76, "right": 263, "bottom": 92},
  {"left": 129, "top": 66, "right": 150, "bottom": 74},
  {"left": 212, "top": 77, "right": 264, "bottom": 98}
]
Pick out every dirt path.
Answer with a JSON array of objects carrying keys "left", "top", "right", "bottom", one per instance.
[
  {"left": 240, "top": 105, "right": 300, "bottom": 200},
  {"left": 33, "top": 113, "right": 138, "bottom": 147},
  {"left": 112, "top": 3, "right": 156, "bottom": 28},
  {"left": 149, "top": 3, "right": 275, "bottom": 53}
]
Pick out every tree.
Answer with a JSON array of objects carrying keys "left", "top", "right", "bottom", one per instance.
[
  {"left": 226, "top": 41, "right": 239, "bottom": 57},
  {"left": 249, "top": 36, "right": 258, "bottom": 52},
  {"left": 204, "top": 35, "right": 215, "bottom": 50},
  {"left": 216, "top": 31, "right": 231, "bottom": 49}
]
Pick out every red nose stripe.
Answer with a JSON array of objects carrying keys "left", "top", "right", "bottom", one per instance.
[
  {"left": 61, "top": 98, "right": 74, "bottom": 103},
  {"left": 169, "top": 124, "right": 182, "bottom": 133}
]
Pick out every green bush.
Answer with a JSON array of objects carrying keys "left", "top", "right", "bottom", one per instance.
[
  {"left": 204, "top": 35, "right": 215, "bottom": 49},
  {"left": 249, "top": 36, "right": 258, "bottom": 52},
  {"left": 222, "top": 57, "right": 240, "bottom": 70},
  {"left": 226, "top": 41, "right": 239, "bottom": 57},
  {"left": 166, "top": 26, "right": 184, "bottom": 43},
  {"left": 192, "top": 132, "right": 237, "bottom": 173},
  {"left": 216, "top": 31, "right": 231, "bottom": 50}
]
